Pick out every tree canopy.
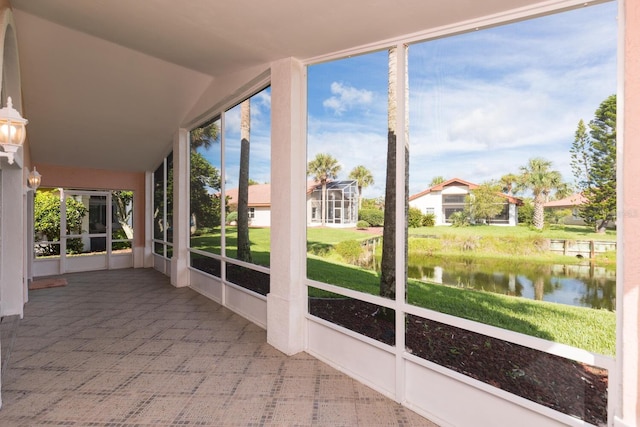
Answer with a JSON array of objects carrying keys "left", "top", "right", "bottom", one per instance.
[
  {"left": 190, "top": 120, "right": 219, "bottom": 151},
  {"left": 112, "top": 190, "right": 134, "bottom": 239},
  {"left": 518, "top": 157, "right": 564, "bottom": 230},
  {"left": 348, "top": 165, "right": 374, "bottom": 209},
  {"left": 190, "top": 151, "right": 224, "bottom": 229},
  {"left": 429, "top": 176, "right": 445, "bottom": 187},
  {"left": 307, "top": 153, "right": 341, "bottom": 184},
  {"left": 571, "top": 94, "right": 617, "bottom": 232},
  {"left": 190, "top": 121, "right": 224, "bottom": 231},
  {"left": 307, "top": 153, "right": 341, "bottom": 226},
  {"left": 466, "top": 182, "right": 506, "bottom": 224}
]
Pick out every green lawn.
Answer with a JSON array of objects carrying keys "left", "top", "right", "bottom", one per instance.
[
  {"left": 409, "top": 223, "right": 617, "bottom": 241},
  {"left": 190, "top": 227, "right": 271, "bottom": 267},
  {"left": 308, "top": 254, "right": 615, "bottom": 356},
  {"left": 190, "top": 224, "right": 616, "bottom": 356}
]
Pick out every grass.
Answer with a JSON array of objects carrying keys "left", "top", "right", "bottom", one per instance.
[
  {"left": 190, "top": 224, "right": 617, "bottom": 356},
  {"left": 307, "top": 227, "right": 366, "bottom": 255},
  {"left": 308, "top": 255, "right": 616, "bottom": 356},
  {"left": 407, "top": 224, "right": 616, "bottom": 267},
  {"left": 409, "top": 279, "right": 615, "bottom": 355},
  {"left": 190, "top": 227, "right": 271, "bottom": 267},
  {"left": 410, "top": 223, "right": 617, "bottom": 241}
]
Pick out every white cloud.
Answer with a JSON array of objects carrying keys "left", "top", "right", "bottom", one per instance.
[
  {"left": 307, "top": 2, "right": 617, "bottom": 198},
  {"left": 323, "top": 82, "right": 374, "bottom": 115}
]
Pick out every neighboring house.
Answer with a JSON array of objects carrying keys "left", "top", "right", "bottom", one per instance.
[
  {"left": 225, "top": 180, "right": 360, "bottom": 228},
  {"left": 543, "top": 193, "right": 588, "bottom": 226},
  {"left": 307, "top": 180, "right": 359, "bottom": 228},
  {"left": 225, "top": 183, "right": 271, "bottom": 227},
  {"left": 409, "top": 178, "right": 522, "bottom": 226}
]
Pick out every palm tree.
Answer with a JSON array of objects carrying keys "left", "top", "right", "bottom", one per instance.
[
  {"left": 189, "top": 120, "right": 220, "bottom": 232},
  {"left": 190, "top": 120, "right": 219, "bottom": 151},
  {"left": 499, "top": 173, "right": 519, "bottom": 196},
  {"left": 380, "top": 45, "right": 409, "bottom": 301},
  {"left": 519, "top": 157, "right": 563, "bottom": 230},
  {"left": 429, "top": 176, "right": 445, "bottom": 187},
  {"left": 237, "top": 99, "right": 252, "bottom": 263},
  {"left": 348, "top": 165, "right": 374, "bottom": 209},
  {"left": 307, "top": 153, "right": 341, "bottom": 226}
]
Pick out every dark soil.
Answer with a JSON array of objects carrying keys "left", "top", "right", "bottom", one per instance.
[
  {"left": 309, "top": 298, "right": 608, "bottom": 426},
  {"left": 191, "top": 258, "right": 270, "bottom": 295}
]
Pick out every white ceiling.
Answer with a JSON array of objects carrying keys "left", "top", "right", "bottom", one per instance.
[{"left": 11, "top": 0, "right": 551, "bottom": 172}]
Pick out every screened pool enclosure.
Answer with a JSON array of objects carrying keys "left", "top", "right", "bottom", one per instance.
[{"left": 308, "top": 180, "right": 359, "bottom": 227}]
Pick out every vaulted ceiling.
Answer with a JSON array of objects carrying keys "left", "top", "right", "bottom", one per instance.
[{"left": 11, "top": 0, "right": 552, "bottom": 172}]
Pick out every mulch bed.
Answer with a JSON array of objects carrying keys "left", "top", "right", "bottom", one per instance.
[
  {"left": 309, "top": 298, "right": 608, "bottom": 426},
  {"left": 191, "top": 258, "right": 270, "bottom": 296}
]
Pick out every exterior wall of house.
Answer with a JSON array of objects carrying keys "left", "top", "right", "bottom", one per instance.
[
  {"left": 409, "top": 191, "right": 443, "bottom": 224},
  {"left": 0, "top": 4, "right": 24, "bottom": 410},
  {"left": 250, "top": 206, "right": 270, "bottom": 228},
  {"left": 411, "top": 184, "right": 519, "bottom": 226},
  {"left": 0, "top": 6, "right": 26, "bottom": 323},
  {"left": 441, "top": 185, "right": 469, "bottom": 224},
  {"left": 508, "top": 203, "right": 518, "bottom": 226}
]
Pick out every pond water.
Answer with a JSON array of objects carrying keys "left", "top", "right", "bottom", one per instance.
[{"left": 406, "top": 259, "right": 616, "bottom": 310}]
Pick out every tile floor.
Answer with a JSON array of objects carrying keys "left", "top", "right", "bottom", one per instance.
[{"left": 0, "top": 268, "right": 438, "bottom": 426}]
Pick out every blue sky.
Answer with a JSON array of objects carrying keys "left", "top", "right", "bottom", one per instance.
[
  {"left": 223, "top": 89, "right": 272, "bottom": 189},
  {"left": 198, "top": 88, "right": 272, "bottom": 191},
  {"left": 307, "top": 1, "right": 618, "bottom": 199}
]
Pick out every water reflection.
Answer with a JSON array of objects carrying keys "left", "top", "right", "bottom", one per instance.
[{"left": 407, "top": 260, "right": 615, "bottom": 310}]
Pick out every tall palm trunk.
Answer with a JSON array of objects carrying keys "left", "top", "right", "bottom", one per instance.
[
  {"left": 380, "top": 45, "right": 409, "bottom": 301},
  {"left": 237, "top": 99, "right": 252, "bottom": 263},
  {"left": 533, "top": 193, "right": 545, "bottom": 230},
  {"left": 380, "top": 46, "right": 398, "bottom": 300}
]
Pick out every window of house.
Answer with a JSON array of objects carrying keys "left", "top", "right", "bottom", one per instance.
[
  {"left": 189, "top": 117, "right": 223, "bottom": 277},
  {"left": 305, "top": 1, "right": 617, "bottom": 424},
  {"left": 406, "top": 2, "right": 616, "bottom": 423},
  {"left": 35, "top": 189, "right": 134, "bottom": 258},
  {"left": 307, "top": 49, "right": 396, "bottom": 344},
  {"left": 189, "top": 87, "right": 272, "bottom": 296},
  {"left": 153, "top": 153, "right": 172, "bottom": 258}
]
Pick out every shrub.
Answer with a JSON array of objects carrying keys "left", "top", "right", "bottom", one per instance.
[
  {"left": 518, "top": 200, "right": 534, "bottom": 225},
  {"left": 359, "top": 209, "right": 384, "bottom": 227},
  {"left": 408, "top": 207, "right": 424, "bottom": 228},
  {"left": 335, "top": 239, "right": 363, "bottom": 264},
  {"left": 226, "top": 211, "right": 238, "bottom": 224},
  {"left": 449, "top": 211, "right": 470, "bottom": 227},
  {"left": 356, "top": 220, "right": 370, "bottom": 229},
  {"left": 422, "top": 213, "right": 436, "bottom": 227}
]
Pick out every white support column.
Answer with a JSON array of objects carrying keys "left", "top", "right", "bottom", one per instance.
[
  {"left": 267, "top": 57, "right": 307, "bottom": 355},
  {"left": 141, "top": 171, "right": 154, "bottom": 268},
  {"left": 0, "top": 166, "right": 25, "bottom": 318},
  {"left": 171, "top": 129, "right": 190, "bottom": 287},
  {"left": 616, "top": 1, "right": 640, "bottom": 425}
]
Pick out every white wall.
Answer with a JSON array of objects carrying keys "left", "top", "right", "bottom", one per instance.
[
  {"left": 409, "top": 191, "right": 443, "bottom": 224},
  {"left": 250, "top": 206, "right": 270, "bottom": 227}
]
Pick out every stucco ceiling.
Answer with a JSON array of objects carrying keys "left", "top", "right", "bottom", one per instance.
[{"left": 10, "top": 0, "right": 562, "bottom": 172}]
